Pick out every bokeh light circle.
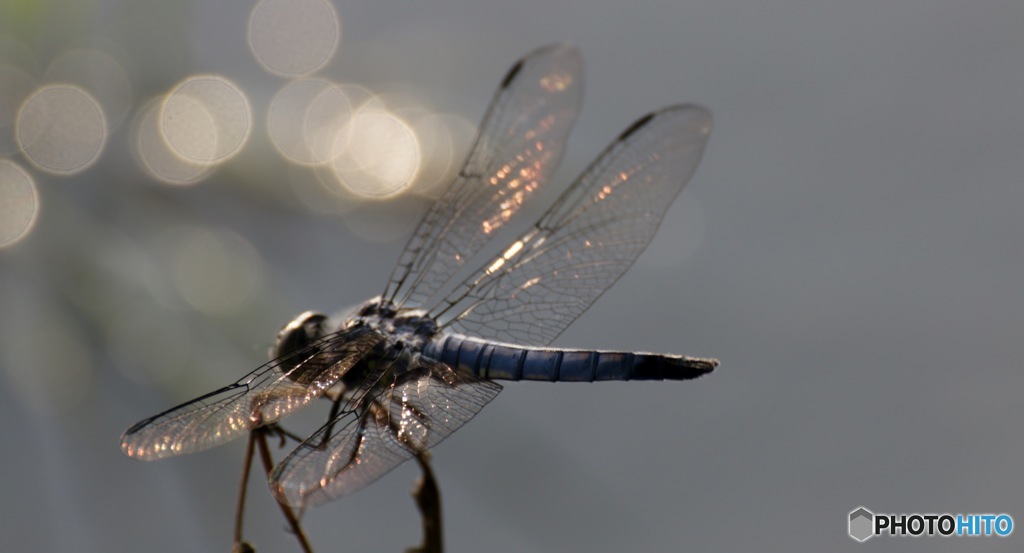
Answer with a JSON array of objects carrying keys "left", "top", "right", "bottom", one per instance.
[
  {"left": 248, "top": 0, "right": 341, "bottom": 76},
  {"left": 407, "top": 112, "right": 476, "bottom": 196},
  {"left": 331, "top": 108, "right": 420, "bottom": 198},
  {"left": 46, "top": 48, "right": 134, "bottom": 130},
  {"left": 132, "top": 98, "right": 214, "bottom": 185},
  {"left": 161, "top": 75, "right": 252, "bottom": 163},
  {"left": 268, "top": 78, "right": 353, "bottom": 164},
  {"left": 16, "top": 85, "right": 108, "bottom": 174},
  {"left": 0, "top": 159, "right": 39, "bottom": 248}
]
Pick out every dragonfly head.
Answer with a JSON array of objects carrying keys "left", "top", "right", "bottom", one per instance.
[{"left": 272, "top": 310, "right": 329, "bottom": 361}]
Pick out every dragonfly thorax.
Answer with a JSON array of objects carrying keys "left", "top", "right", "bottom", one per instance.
[
  {"left": 274, "top": 298, "right": 439, "bottom": 368},
  {"left": 348, "top": 296, "right": 439, "bottom": 351}
]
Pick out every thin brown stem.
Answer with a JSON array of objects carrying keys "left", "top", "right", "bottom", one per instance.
[
  {"left": 407, "top": 452, "right": 443, "bottom": 553},
  {"left": 233, "top": 432, "right": 257, "bottom": 549},
  {"left": 255, "top": 428, "right": 315, "bottom": 553}
]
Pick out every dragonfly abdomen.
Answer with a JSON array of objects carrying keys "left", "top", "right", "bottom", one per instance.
[{"left": 424, "top": 334, "right": 717, "bottom": 382}]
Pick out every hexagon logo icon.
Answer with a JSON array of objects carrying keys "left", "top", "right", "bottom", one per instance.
[{"left": 849, "top": 507, "right": 874, "bottom": 542}]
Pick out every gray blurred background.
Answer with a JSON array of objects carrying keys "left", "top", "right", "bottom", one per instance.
[{"left": 2, "top": 1, "right": 1023, "bottom": 552}]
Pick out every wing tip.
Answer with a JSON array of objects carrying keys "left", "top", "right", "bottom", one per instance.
[
  {"left": 617, "top": 112, "right": 657, "bottom": 141},
  {"left": 618, "top": 104, "right": 714, "bottom": 142},
  {"left": 500, "top": 59, "right": 525, "bottom": 89},
  {"left": 120, "top": 422, "right": 154, "bottom": 460},
  {"left": 501, "top": 43, "right": 582, "bottom": 90}
]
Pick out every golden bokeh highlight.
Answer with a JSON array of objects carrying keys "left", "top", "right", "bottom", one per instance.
[
  {"left": 45, "top": 48, "right": 134, "bottom": 130},
  {"left": 160, "top": 75, "right": 252, "bottom": 164},
  {"left": 248, "top": 0, "right": 341, "bottom": 76},
  {"left": 160, "top": 92, "right": 218, "bottom": 162},
  {"left": 16, "top": 85, "right": 108, "bottom": 174},
  {"left": 272, "top": 82, "right": 441, "bottom": 202},
  {"left": 273, "top": 84, "right": 479, "bottom": 205},
  {"left": 330, "top": 106, "right": 421, "bottom": 198},
  {"left": 131, "top": 98, "right": 214, "bottom": 185},
  {"left": 0, "top": 159, "right": 39, "bottom": 248},
  {"left": 305, "top": 83, "right": 368, "bottom": 163},
  {"left": 406, "top": 112, "right": 476, "bottom": 196},
  {"left": 268, "top": 78, "right": 353, "bottom": 164}
]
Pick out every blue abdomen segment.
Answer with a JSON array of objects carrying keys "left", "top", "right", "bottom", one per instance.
[{"left": 422, "top": 334, "right": 717, "bottom": 382}]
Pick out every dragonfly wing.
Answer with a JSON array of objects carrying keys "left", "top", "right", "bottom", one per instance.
[
  {"left": 435, "top": 105, "right": 713, "bottom": 345},
  {"left": 385, "top": 354, "right": 503, "bottom": 451},
  {"left": 270, "top": 353, "right": 501, "bottom": 509},
  {"left": 270, "top": 410, "right": 411, "bottom": 509},
  {"left": 383, "top": 44, "right": 582, "bottom": 307},
  {"left": 120, "top": 325, "right": 384, "bottom": 461}
]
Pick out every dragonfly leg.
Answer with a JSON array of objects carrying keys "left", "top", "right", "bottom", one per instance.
[
  {"left": 314, "top": 394, "right": 347, "bottom": 449},
  {"left": 263, "top": 422, "right": 307, "bottom": 447},
  {"left": 254, "top": 428, "right": 316, "bottom": 553},
  {"left": 407, "top": 451, "right": 443, "bottom": 553}
]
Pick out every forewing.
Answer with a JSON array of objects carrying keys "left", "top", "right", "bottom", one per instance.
[
  {"left": 383, "top": 44, "right": 582, "bottom": 307},
  {"left": 270, "top": 354, "right": 501, "bottom": 509},
  {"left": 120, "top": 325, "right": 384, "bottom": 461},
  {"left": 435, "top": 105, "right": 713, "bottom": 345}
]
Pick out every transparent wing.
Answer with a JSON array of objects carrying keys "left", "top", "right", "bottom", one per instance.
[
  {"left": 270, "top": 353, "right": 502, "bottom": 509},
  {"left": 433, "top": 105, "right": 713, "bottom": 345},
  {"left": 120, "top": 325, "right": 384, "bottom": 460},
  {"left": 383, "top": 44, "right": 582, "bottom": 308}
]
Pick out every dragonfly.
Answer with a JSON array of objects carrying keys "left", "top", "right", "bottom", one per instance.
[{"left": 121, "top": 43, "right": 717, "bottom": 547}]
